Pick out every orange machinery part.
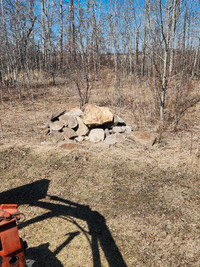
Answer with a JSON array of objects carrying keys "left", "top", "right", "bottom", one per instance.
[{"left": 0, "top": 204, "right": 26, "bottom": 267}]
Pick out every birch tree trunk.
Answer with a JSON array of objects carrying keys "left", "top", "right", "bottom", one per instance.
[
  {"left": 169, "top": 0, "right": 177, "bottom": 76},
  {"left": 160, "top": 0, "right": 171, "bottom": 121},
  {"left": 59, "top": 0, "right": 63, "bottom": 69}
]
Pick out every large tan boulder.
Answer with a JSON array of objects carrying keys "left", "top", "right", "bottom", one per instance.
[{"left": 83, "top": 104, "right": 113, "bottom": 126}]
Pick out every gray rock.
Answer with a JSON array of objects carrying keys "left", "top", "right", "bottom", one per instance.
[
  {"left": 49, "top": 121, "right": 64, "bottom": 131},
  {"left": 89, "top": 128, "right": 105, "bottom": 143},
  {"left": 76, "top": 116, "right": 89, "bottom": 136},
  {"left": 104, "top": 134, "right": 117, "bottom": 145},
  {"left": 112, "top": 115, "right": 126, "bottom": 127},
  {"left": 75, "top": 136, "right": 84, "bottom": 142},
  {"left": 112, "top": 126, "right": 126, "bottom": 133},
  {"left": 69, "top": 108, "right": 84, "bottom": 117},
  {"left": 50, "top": 110, "right": 66, "bottom": 121},
  {"left": 124, "top": 126, "right": 133, "bottom": 134},
  {"left": 63, "top": 127, "right": 77, "bottom": 139},
  {"left": 115, "top": 115, "right": 126, "bottom": 126},
  {"left": 59, "top": 113, "right": 77, "bottom": 128},
  {"left": 127, "top": 131, "right": 157, "bottom": 146}
]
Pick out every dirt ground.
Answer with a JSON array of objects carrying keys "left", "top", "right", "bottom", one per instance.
[{"left": 0, "top": 83, "right": 200, "bottom": 266}]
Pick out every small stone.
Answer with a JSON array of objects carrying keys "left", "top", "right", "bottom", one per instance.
[
  {"left": 104, "top": 134, "right": 117, "bottom": 145},
  {"left": 76, "top": 116, "right": 89, "bottom": 136},
  {"left": 75, "top": 136, "right": 84, "bottom": 142},
  {"left": 63, "top": 127, "right": 77, "bottom": 139},
  {"left": 69, "top": 108, "right": 84, "bottom": 117},
  {"left": 89, "top": 129, "right": 105, "bottom": 142},
  {"left": 112, "top": 126, "right": 125, "bottom": 133},
  {"left": 115, "top": 115, "right": 126, "bottom": 126},
  {"left": 112, "top": 115, "right": 126, "bottom": 127},
  {"left": 49, "top": 121, "right": 64, "bottom": 131}
]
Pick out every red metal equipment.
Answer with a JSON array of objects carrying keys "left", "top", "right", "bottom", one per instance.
[{"left": 0, "top": 204, "right": 27, "bottom": 267}]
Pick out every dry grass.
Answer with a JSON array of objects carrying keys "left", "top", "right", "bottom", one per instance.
[{"left": 0, "top": 76, "right": 200, "bottom": 266}]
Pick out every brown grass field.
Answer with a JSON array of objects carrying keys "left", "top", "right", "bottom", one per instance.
[{"left": 0, "top": 77, "right": 200, "bottom": 266}]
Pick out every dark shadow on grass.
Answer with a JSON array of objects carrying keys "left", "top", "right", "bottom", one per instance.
[
  {"left": 0, "top": 179, "right": 50, "bottom": 205},
  {"left": 0, "top": 180, "right": 127, "bottom": 267},
  {"left": 26, "top": 243, "right": 63, "bottom": 267}
]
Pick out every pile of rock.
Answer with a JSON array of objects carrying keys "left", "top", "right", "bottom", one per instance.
[{"left": 43, "top": 104, "right": 133, "bottom": 145}]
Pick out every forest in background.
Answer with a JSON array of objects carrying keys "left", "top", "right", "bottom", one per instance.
[{"left": 0, "top": 0, "right": 200, "bottom": 129}]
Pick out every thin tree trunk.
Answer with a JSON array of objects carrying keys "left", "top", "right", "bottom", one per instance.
[{"left": 59, "top": 0, "right": 63, "bottom": 69}]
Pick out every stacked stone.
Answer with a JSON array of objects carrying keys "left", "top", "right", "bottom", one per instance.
[{"left": 43, "top": 104, "right": 133, "bottom": 145}]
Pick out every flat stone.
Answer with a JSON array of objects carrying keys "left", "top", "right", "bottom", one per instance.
[
  {"left": 76, "top": 116, "right": 89, "bottom": 136},
  {"left": 49, "top": 121, "right": 64, "bottom": 131},
  {"left": 69, "top": 108, "right": 84, "bottom": 117},
  {"left": 89, "top": 128, "right": 105, "bottom": 143},
  {"left": 58, "top": 141, "right": 80, "bottom": 150},
  {"left": 112, "top": 126, "right": 126, "bottom": 133},
  {"left": 83, "top": 104, "right": 113, "bottom": 126},
  {"left": 127, "top": 131, "right": 157, "bottom": 146},
  {"left": 59, "top": 114, "right": 77, "bottom": 128},
  {"left": 63, "top": 127, "right": 77, "bottom": 139},
  {"left": 104, "top": 134, "right": 117, "bottom": 145},
  {"left": 50, "top": 110, "right": 66, "bottom": 121}
]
